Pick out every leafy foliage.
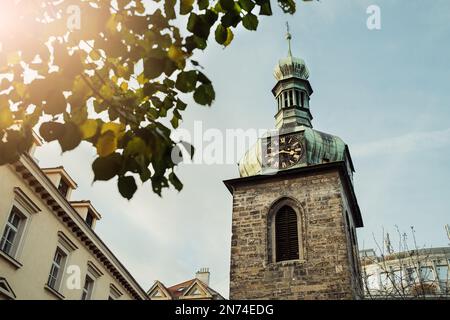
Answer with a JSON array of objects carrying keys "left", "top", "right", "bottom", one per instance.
[{"left": 0, "top": 0, "right": 306, "bottom": 199}]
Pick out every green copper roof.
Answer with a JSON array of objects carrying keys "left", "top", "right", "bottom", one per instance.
[
  {"left": 238, "top": 26, "right": 353, "bottom": 178},
  {"left": 273, "top": 23, "right": 309, "bottom": 81},
  {"left": 238, "top": 126, "right": 349, "bottom": 178},
  {"left": 273, "top": 55, "right": 310, "bottom": 81},
  {"left": 304, "top": 128, "right": 346, "bottom": 165}
]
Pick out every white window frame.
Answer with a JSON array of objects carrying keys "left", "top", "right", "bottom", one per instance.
[
  {"left": 47, "top": 246, "right": 69, "bottom": 292},
  {"left": 0, "top": 188, "right": 40, "bottom": 263},
  {"left": 80, "top": 261, "right": 102, "bottom": 300},
  {"left": 81, "top": 274, "right": 95, "bottom": 300},
  {"left": 0, "top": 208, "right": 22, "bottom": 255},
  {"left": 0, "top": 204, "right": 31, "bottom": 260}
]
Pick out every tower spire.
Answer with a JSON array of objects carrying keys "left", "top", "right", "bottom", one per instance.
[
  {"left": 273, "top": 23, "right": 313, "bottom": 129},
  {"left": 286, "top": 22, "right": 292, "bottom": 57}
]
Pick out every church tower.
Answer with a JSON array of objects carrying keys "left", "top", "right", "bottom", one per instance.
[{"left": 224, "top": 25, "right": 364, "bottom": 300}]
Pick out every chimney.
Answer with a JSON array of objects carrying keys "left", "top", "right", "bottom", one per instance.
[{"left": 195, "top": 268, "right": 210, "bottom": 286}]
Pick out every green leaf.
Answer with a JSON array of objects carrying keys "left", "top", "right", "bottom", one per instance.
[
  {"left": 29, "top": 79, "right": 50, "bottom": 104},
  {"left": 278, "top": 0, "right": 296, "bottom": 14},
  {"left": 164, "top": 0, "right": 177, "bottom": 19},
  {"left": 220, "top": 0, "right": 235, "bottom": 10},
  {"left": 144, "top": 57, "right": 166, "bottom": 79},
  {"left": 0, "top": 106, "right": 14, "bottom": 130},
  {"left": 198, "top": 0, "right": 209, "bottom": 10},
  {"left": 204, "top": 9, "right": 219, "bottom": 26},
  {"left": 197, "top": 71, "right": 211, "bottom": 84},
  {"left": 242, "top": 13, "right": 258, "bottom": 30},
  {"left": 169, "top": 172, "right": 183, "bottom": 191},
  {"left": 215, "top": 24, "right": 228, "bottom": 45},
  {"left": 171, "top": 109, "right": 182, "bottom": 128},
  {"left": 139, "top": 167, "right": 151, "bottom": 182},
  {"left": 118, "top": 175, "right": 138, "bottom": 200},
  {"left": 258, "top": 0, "right": 272, "bottom": 15},
  {"left": 193, "top": 83, "right": 215, "bottom": 106},
  {"left": 39, "top": 121, "right": 65, "bottom": 142},
  {"left": 147, "top": 108, "right": 159, "bottom": 121},
  {"left": 187, "top": 13, "right": 211, "bottom": 40},
  {"left": 150, "top": 174, "right": 169, "bottom": 196},
  {"left": 45, "top": 91, "right": 67, "bottom": 115},
  {"left": 124, "top": 136, "right": 148, "bottom": 157},
  {"left": 175, "top": 70, "right": 198, "bottom": 93},
  {"left": 221, "top": 10, "right": 241, "bottom": 28},
  {"left": 176, "top": 99, "right": 187, "bottom": 111},
  {"left": 185, "top": 35, "right": 207, "bottom": 51},
  {"left": 238, "top": 0, "right": 255, "bottom": 12},
  {"left": 79, "top": 119, "right": 98, "bottom": 139},
  {"left": 180, "top": 0, "right": 195, "bottom": 15},
  {"left": 93, "top": 100, "right": 107, "bottom": 113},
  {"left": 0, "top": 140, "right": 19, "bottom": 165},
  {"left": 96, "top": 131, "right": 117, "bottom": 157},
  {"left": 58, "top": 122, "right": 82, "bottom": 152},
  {"left": 143, "top": 82, "right": 158, "bottom": 97},
  {"left": 92, "top": 153, "right": 123, "bottom": 181},
  {"left": 224, "top": 28, "right": 234, "bottom": 46}
]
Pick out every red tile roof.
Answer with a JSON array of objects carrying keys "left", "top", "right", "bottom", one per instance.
[
  {"left": 167, "top": 278, "right": 196, "bottom": 298},
  {"left": 149, "top": 278, "right": 224, "bottom": 300}
]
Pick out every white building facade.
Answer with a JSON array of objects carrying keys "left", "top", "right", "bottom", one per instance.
[{"left": 0, "top": 136, "right": 147, "bottom": 300}]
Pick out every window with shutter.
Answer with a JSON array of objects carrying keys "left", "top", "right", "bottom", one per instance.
[{"left": 275, "top": 205, "right": 299, "bottom": 262}]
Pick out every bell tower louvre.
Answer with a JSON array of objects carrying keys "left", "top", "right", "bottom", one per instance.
[{"left": 224, "top": 24, "right": 364, "bottom": 300}]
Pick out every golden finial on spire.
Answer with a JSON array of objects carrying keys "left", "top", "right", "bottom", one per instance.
[{"left": 286, "top": 21, "right": 292, "bottom": 57}]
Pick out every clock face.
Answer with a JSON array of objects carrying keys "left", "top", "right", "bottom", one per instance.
[{"left": 264, "top": 134, "right": 304, "bottom": 169}]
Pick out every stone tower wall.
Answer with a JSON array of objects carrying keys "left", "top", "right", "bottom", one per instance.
[{"left": 229, "top": 168, "right": 362, "bottom": 299}]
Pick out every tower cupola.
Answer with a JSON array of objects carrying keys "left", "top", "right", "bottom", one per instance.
[{"left": 272, "top": 23, "right": 313, "bottom": 129}]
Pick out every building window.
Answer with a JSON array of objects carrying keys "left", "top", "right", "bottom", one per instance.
[
  {"left": 81, "top": 275, "right": 94, "bottom": 300},
  {"left": 47, "top": 248, "right": 67, "bottom": 291},
  {"left": 419, "top": 266, "right": 435, "bottom": 282},
  {"left": 268, "top": 198, "right": 304, "bottom": 264},
  {"left": 283, "top": 92, "right": 288, "bottom": 108},
  {"left": 85, "top": 211, "right": 94, "bottom": 228},
  {"left": 288, "top": 91, "right": 293, "bottom": 107},
  {"left": 379, "top": 271, "right": 391, "bottom": 288},
  {"left": 275, "top": 205, "right": 299, "bottom": 262},
  {"left": 58, "top": 178, "right": 69, "bottom": 197},
  {"left": 0, "top": 207, "right": 25, "bottom": 257},
  {"left": 436, "top": 265, "right": 449, "bottom": 292},
  {"left": 406, "top": 267, "right": 418, "bottom": 284},
  {"left": 391, "top": 269, "right": 403, "bottom": 286},
  {"left": 366, "top": 273, "right": 379, "bottom": 290}
]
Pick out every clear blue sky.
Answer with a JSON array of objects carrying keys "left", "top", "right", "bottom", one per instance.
[{"left": 35, "top": 0, "right": 450, "bottom": 298}]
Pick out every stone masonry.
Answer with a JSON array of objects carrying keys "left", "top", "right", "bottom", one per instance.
[{"left": 226, "top": 165, "right": 363, "bottom": 300}]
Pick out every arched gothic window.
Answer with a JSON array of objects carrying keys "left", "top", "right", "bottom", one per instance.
[{"left": 275, "top": 205, "right": 299, "bottom": 262}]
